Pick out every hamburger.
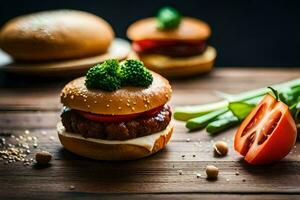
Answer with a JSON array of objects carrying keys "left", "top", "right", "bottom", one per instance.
[
  {"left": 127, "top": 7, "right": 217, "bottom": 77},
  {"left": 0, "top": 10, "right": 114, "bottom": 61},
  {"left": 58, "top": 59, "right": 173, "bottom": 160}
]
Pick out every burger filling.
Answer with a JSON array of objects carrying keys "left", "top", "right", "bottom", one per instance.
[
  {"left": 132, "top": 39, "right": 206, "bottom": 57},
  {"left": 61, "top": 105, "right": 172, "bottom": 141}
]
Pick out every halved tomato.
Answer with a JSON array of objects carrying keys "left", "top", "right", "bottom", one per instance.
[{"left": 234, "top": 94, "right": 297, "bottom": 165}]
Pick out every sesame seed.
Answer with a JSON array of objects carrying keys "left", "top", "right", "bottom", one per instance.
[
  {"left": 131, "top": 107, "right": 135, "bottom": 111},
  {"left": 126, "top": 103, "right": 130, "bottom": 107},
  {"left": 109, "top": 99, "right": 112, "bottom": 102},
  {"left": 94, "top": 101, "right": 97, "bottom": 104},
  {"left": 186, "top": 138, "right": 190, "bottom": 142},
  {"left": 120, "top": 99, "right": 123, "bottom": 102},
  {"left": 235, "top": 171, "right": 240, "bottom": 175},
  {"left": 24, "top": 130, "right": 30, "bottom": 135},
  {"left": 87, "top": 105, "right": 90, "bottom": 108},
  {"left": 127, "top": 100, "right": 130, "bottom": 103},
  {"left": 84, "top": 99, "right": 87, "bottom": 102},
  {"left": 106, "top": 104, "right": 110, "bottom": 107},
  {"left": 69, "top": 185, "right": 75, "bottom": 190},
  {"left": 196, "top": 173, "right": 201, "bottom": 178},
  {"left": 118, "top": 107, "right": 122, "bottom": 110},
  {"left": 70, "top": 95, "right": 74, "bottom": 99},
  {"left": 178, "top": 170, "right": 183, "bottom": 175},
  {"left": 133, "top": 102, "right": 136, "bottom": 105},
  {"left": 226, "top": 178, "right": 230, "bottom": 182}
]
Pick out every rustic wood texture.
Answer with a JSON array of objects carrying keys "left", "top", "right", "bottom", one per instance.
[{"left": 0, "top": 68, "right": 300, "bottom": 199}]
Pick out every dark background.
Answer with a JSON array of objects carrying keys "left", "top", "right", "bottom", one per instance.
[{"left": 0, "top": 0, "right": 299, "bottom": 67}]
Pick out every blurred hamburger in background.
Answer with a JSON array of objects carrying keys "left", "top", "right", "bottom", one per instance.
[
  {"left": 58, "top": 59, "right": 173, "bottom": 160},
  {"left": 127, "top": 7, "right": 216, "bottom": 77},
  {"left": 0, "top": 10, "right": 130, "bottom": 76}
]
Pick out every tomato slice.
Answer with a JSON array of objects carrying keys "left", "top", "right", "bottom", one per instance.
[
  {"left": 234, "top": 94, "right": 297, "bottom": 165},
  {"left": 78, "top": 111, "right": 140, "bottom": 122},
  {"left": 132, "top": 39, "right": 204, "bottom": 52},
  {"left": 78, "top": 105, "right": 165, "bottom": 123}
]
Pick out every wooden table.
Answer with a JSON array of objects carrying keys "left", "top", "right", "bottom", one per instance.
[{"left": 1, "top": 68, "right": 300, "bottom": 200}]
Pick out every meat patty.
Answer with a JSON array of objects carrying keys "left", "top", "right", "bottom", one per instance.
[{"left": 61, "top": 105, "right": 172, "bottom": 140}]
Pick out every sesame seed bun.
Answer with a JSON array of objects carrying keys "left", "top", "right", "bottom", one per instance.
[
  {"left": 127, "top": 17, "right": 211, "bottom": 41},
  {"left": 60, "top": 71, "right": 172, "bottom": 115},
  {"left": 0, "top": 10, "right": 114, "bottom": 61},
  {"left": 57, "top": 122, "right": 173, "bottom": 160},
  {"left": 128, "top": 46, "right": 216, "bottom": 77}
]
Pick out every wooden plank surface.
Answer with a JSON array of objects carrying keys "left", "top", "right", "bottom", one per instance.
[{"left": 0, "top": 68, "right": 300, "bottom": 199}]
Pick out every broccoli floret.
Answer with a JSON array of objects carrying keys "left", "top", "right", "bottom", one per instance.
[
  {"left": 85, "top": 59, "right": 122, "bottom": 91},
  {"left": 156, "top": 7, "right": 182, "bottom": 30},
  {"left": 121, "top": 60, "right": 153, "bottom": 87}
]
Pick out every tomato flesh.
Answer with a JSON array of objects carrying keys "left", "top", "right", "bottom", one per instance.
[
  {"left": 234, "top": 94, "right": 297, "bottom": 165},
  {"left": 78, "top": 105, "right": 165, "bottom": 123}
]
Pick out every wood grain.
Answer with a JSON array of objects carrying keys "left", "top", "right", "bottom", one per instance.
[{"left": 0, "top": 68, "right": 300, "bottom": 199}]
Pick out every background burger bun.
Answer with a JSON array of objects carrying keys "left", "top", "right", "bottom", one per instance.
[
  {"left": 129, "top": 46, "right": 217, "bottom": 77},
  {"left": 127, "top": 17, "right": 211, "bottom": 41},
  {"left": 58, "top": 123, "right": 173, "bottom": 160},
  {"left": 61, "top": 71, "right": 172, "bottom": 115},
  {"left": 0, "top": 10, "right": 114, "bottom": 61}
]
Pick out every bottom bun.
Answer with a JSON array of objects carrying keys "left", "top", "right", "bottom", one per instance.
[
  {"left": 57, "top": 122, "right": 173, "bottom": 160},
  {"left": 128, "top": 46, "right": 216, "bottom": 77}
]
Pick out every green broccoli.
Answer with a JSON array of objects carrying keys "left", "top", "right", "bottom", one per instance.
[
  {"left": 85, "top": 59, "right": 122, "bottom": 91},
  {"left": 121, "top": 60, "right": 153, "bottom": 87},
  {"left": 156, "top": 7, "right": 182, "bottom": 30}
]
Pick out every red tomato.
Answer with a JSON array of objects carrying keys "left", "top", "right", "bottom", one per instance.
[
  {"left": 78, "top": 106, "right": 165, "bottom": 122},
  {"left": 132, "top": 39, "right": 203, "bottom": 52},
  {"left": 234, "top": 94, "right": 297, "bottom": 165},
  {"left": 78, "top": 111, "right": 140, "bottom": 122}
]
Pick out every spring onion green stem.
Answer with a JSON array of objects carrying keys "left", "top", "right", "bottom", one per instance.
[
  {"left": 186, "top": 108, "right": 228, "bottom": 131},
  {"left": 174, "top": 78, "right": 300, "bottom": 121},
  {"left": 206, "top": 111, "right": 239, "bottom": 134}
]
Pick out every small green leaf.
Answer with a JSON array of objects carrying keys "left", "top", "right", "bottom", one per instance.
[{"left": 229, "top": 102, "right": 256, "bottom": 120}]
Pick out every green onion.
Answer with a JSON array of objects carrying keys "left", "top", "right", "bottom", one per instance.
[
  {"left": 206, "top": 111, "right": 239, "bottom": 135},
  {"left": 174, "top": 78, "right": 300, "bottom": 121},
  {"left": 186, "top": 108, "right": 228, "bottom": 131},
  {"left": 175, "top": 78, "right": 300, "bottom": 134}
]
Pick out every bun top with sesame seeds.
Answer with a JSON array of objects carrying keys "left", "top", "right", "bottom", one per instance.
[{"left": 60, "top": 71, "right": 172, "bottom": 115}]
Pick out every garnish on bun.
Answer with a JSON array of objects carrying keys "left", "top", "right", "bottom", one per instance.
[
  {"left": 58, "top": 59, "right": 173, "bottom": 160},
  {"left": 127, "top": 7, "right": 216, "bottom": 77}
]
